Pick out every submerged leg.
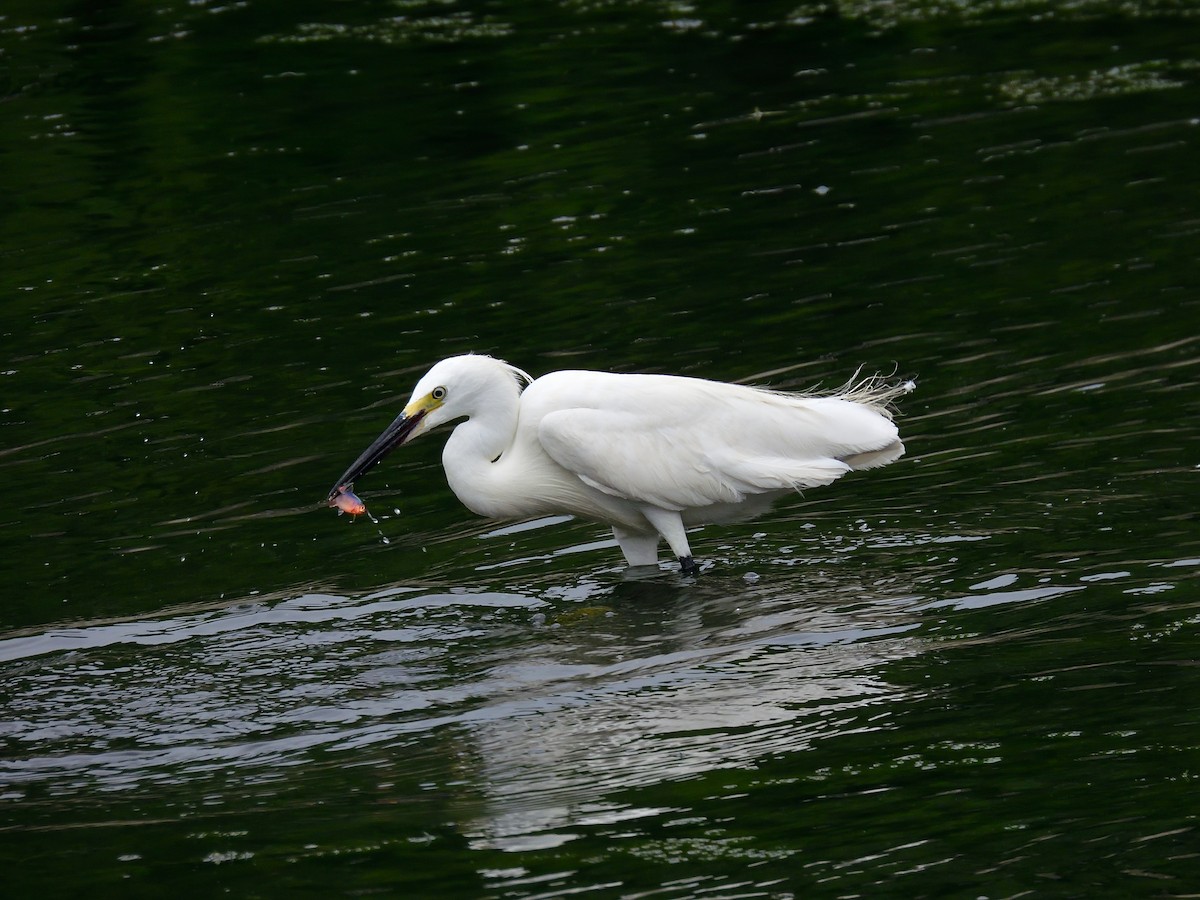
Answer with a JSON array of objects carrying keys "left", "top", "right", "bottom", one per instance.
[
  {"left": 640, "top": 506, "right": 699, "bottom": 574},
  {"left": 612, "top": 526, "right": 660, "bottom": 567}
]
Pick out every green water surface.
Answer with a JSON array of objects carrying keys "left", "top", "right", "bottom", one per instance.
[{"left": 2, "top": 1, "right": 1198, "bottom": 897}]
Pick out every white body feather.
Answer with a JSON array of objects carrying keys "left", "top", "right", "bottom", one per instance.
[{"left": 402, "top": 355, "right": 911, "bottom": 568}]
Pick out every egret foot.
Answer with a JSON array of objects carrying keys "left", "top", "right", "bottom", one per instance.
[{"left": 678, "top": 556, "right": 699, "bottom": 575}]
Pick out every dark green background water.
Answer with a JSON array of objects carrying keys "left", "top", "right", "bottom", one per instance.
[{"left": 2, "top": 1, "right": 1198, "bottom": 896}]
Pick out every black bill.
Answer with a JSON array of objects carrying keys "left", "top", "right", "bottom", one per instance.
[{"left": 326, "top": 408, "right": 426, "bottom": 503}]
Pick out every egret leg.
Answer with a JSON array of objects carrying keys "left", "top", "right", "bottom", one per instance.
[
  {"left": 612, "top": 526, "right": 660, "bottom": 567},
  {"left": 640, "top": 506, "right": 698, "bottom": 574}
]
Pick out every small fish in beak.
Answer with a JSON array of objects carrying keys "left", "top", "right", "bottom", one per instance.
[{"left": 329, "top": 484, "right": 367, "bottom": 518}]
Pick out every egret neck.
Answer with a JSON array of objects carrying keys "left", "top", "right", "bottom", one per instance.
[{"left": 441, "top": 372, "right": 523, "bottom": 519}]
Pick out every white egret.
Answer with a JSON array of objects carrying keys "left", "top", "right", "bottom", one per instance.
[{"left": 327, "top": 354, "right": 914, "bottom": 574}]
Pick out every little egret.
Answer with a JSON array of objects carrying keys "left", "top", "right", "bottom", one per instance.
[{"left": 327, "top": 354, "right": 914, "bottom": 574}]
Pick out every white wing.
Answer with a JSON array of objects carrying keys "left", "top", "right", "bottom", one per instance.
[{"left": 529, "top": 372, "right": 903, "bottom": 512}]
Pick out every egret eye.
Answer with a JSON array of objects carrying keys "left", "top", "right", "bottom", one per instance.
[{"left": 432, "top": 386, "right": 447, "bottom": 401}]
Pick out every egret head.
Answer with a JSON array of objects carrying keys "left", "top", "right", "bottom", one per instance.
[{"left": 325, "top": 354, "right": 530, "bottom": 502}]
